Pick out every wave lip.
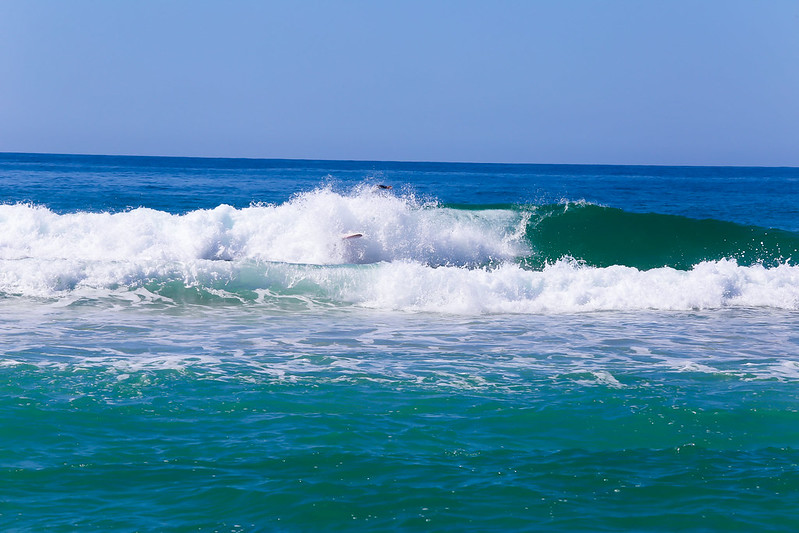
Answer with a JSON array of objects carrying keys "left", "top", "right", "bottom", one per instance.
[{"left": 525, "top": 202, "right": 799, "bottom": 270}]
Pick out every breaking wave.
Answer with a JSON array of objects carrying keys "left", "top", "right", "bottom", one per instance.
[{"left": 1, "top": 186, "right": 797, "bottom": 312}]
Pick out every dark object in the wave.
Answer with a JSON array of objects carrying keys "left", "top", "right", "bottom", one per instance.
[
  {"left": 342, "top": 233, "right": 363, "bottom": 239},
  {"left": 378, "top": 184, "right": 392, "bottom": 189}
]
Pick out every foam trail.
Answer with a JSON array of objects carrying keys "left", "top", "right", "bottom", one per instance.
[
  {"left": 2, "top": 254, "right": 796, "bottom": 313},
  {"left": 325, "top": 259, "right": 799, "bottom": 313}
]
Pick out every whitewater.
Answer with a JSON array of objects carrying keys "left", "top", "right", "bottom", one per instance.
[
  {"left": 2, "top": 153, "right": 799, "bottom": 531},
  {"left": 1, "top": 186, "right": 797, "bottom": 313}
]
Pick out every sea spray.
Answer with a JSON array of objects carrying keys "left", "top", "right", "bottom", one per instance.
[{"left": 0, "top": 187, "right": 526, "bottom": 266}]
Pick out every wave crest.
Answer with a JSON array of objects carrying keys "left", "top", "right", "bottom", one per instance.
[
  {"left": 2, "top": 188, "right": 797, "bottom": 313},
  {"left": 0, "top": 186, "right": 526, "bottom": 266}
]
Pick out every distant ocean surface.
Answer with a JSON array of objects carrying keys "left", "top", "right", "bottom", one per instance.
[{"left": 2, "top": 153, "right": 799, "bottom": 531}]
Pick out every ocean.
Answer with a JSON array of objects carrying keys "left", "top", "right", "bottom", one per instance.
[{"left": 1, "top": 153, "right": 798, "bottom": 531}]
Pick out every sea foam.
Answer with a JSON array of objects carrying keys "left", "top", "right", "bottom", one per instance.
[
  {"left": 1, "top": 188, "right": 798, "bottom": 313},
  {"left": 1, "top": 255, "right": 797, "bottom": 313},
  {"left": 321, "top": 259, "right": 799, "bottom": 313},
  {"left": 0, "top": 187, "right": 524, "bottom": 265}
]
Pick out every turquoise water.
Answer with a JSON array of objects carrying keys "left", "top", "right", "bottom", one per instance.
[{"left": 1, "top": 154, "right": 799, "bottom": 531}]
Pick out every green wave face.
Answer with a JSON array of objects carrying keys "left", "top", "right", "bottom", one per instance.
[{"left": 524, "top": 204, "right": 799, "bottom": 270}]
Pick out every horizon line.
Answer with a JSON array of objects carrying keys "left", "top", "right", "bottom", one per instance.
[{"left": 1, "top": 151, "right": 797, "bottom": 171}]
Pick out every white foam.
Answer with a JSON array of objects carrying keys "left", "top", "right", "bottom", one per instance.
[
  {"left": 570, "top": 370, "right": 625, "bottom": 388},
  {"left": 1, "top": 189, "right": 798, "bottom": 314},
  {"left": 767, "top": 360, "right": 799, "bottom": 380},
  {"left": 0, "top": 187, "right": 525, "bottom": 266},
  {"left": 332, "top": 259, "right": 799, "bottom": 313},
  {"left": 1, "top": 253, "right": 798, "bottom": 313}
]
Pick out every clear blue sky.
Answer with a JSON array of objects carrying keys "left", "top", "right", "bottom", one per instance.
[{"left": 1, "top": 1, "right": 798, "bottom": 165}]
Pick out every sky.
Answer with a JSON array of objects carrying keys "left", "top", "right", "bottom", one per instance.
[{"left": 1, "top": 0, "right": 798, "bottom": 166}]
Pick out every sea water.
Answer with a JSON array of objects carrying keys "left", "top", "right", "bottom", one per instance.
[{"left": 1, "top": 153, "right": 798, "bottom": 531}]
